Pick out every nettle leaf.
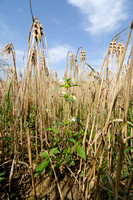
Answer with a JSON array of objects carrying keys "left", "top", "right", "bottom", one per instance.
[
  {"left": 76, "top": 147, "right": 86, "bottom": 160},
  {"left": 50, "top": 147, "right": 60, "bottom": 155},
  {"left": 41, "top": 152, "right": 49, "bottom": 160},
  {"left": 34, "top": 160, "right": 49, "bottom": 177}
]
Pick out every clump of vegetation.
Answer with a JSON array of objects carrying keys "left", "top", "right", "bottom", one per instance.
[{"left": 0, "top": 2, "right": 133, "bottom": 199}]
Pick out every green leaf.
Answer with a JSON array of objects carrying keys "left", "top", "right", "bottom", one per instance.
[
  {"left": 63, "top": 157, "right": 75, "bottom": 166},
  {"left": 68, "top": 130, "right": 72, "bottom": 137},
  {"left": 0, "top": 172, "right": 4, "bottom": 176},
  {"left": 63, "top": 78, "right": 71, "bottom": 83},
  {"left": 0, "top": 177, "right": 4, "bottom": 182},
  {"left": 41, "top": 152, "right": 49, "bottom": 160},
  {"left": 68, "top": 138, "right": 76, "bottom": 144},
  {"left": 34, "top": 160, "right": 49, "bottom": 177},
  {"left": 63, "top": 120, "right": 70, "bottom": 125},
  {"left": 53, "top": 141, "right": 57, "bottom": 146},
  {"left": 46, "top": 127, "right": 52, "bottom": 132},
  {"left": 66, "top": 97, "right": 73, "bottom": 102},
  {"left": 53, "top": 129, "right": 58, "bottom": 134},
  {"left": 68, "top": 159, "right": 75, "bottom": 166},
  {"left": 72, "top": 84, "right": 79, "bottom": 86},
  {"left": 124, "top": 147, "right": 133, "bottom": 153},
  {"left": 73, "top": 132, "right": 80, "bottom": 139},
  {"left": 57, "top": 122, "right": 63, "bottom": 126},
  {"left": 107, "top": 187, "right": 111, "bottom": 200},
  {"left": 50, "top": 147, "right": 60, "bottom": 155},
  {"left": 76, "top": 147, "right": 86, "bottom": 160}
]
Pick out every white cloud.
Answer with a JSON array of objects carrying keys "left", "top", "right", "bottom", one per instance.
[
  {"left": 67, "top": 0, "right": 128, "bottom": 34},
  {"left": 48, "top": 44, "right": 74, "bottom": 77},
  {"left": 49, "top": 45, "right": 72, "bottom": 63}
]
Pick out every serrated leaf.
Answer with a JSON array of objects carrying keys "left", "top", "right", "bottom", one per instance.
[
  {"left": 50, "top": 147, "right": 60, "bottom": 155},
  {"left": 76, "top": 147, "right": 86, "bottom": 160}
]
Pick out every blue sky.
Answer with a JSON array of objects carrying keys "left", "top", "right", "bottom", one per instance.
[{"left": 0, "top": 0, "right": 133, "bottom": 77}]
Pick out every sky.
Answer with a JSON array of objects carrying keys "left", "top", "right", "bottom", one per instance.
[{"left": 0, "top": 0, "right": 133, "bottom": 77}]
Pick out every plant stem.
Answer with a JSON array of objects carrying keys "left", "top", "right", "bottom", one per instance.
[{"left": 65, "top": 88, "right": 69, "bottom": 146}]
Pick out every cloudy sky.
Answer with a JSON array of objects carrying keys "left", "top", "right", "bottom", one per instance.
[{"left": 0, "top": 0, "right": 133, "bottom": 77}]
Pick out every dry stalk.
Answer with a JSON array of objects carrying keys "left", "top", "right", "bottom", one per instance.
[
  {"left": 104, "top": 22, "right": 132, "bottom": 133},
  {"left": 85, "top": 140, "right": 103, "bottom": 199},
  {"left": 26, "top": 88, "right": 36, "bottom": 200}
]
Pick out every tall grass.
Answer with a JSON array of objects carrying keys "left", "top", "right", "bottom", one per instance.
[{"left": 0, "top": 18, "right": 133, "bottom": 200}]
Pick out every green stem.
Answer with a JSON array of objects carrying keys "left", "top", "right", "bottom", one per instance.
[{"left": 65, "top": 88, "right": 69, "bottom": 146}]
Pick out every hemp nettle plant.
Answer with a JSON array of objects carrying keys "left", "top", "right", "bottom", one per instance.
[{"left": 35, "top": 78, "right": 86, "bottom": 178}]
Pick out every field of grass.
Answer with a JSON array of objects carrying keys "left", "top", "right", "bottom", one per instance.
[{"left": 0, "top": 17, "right": 133, "bottom": 200}]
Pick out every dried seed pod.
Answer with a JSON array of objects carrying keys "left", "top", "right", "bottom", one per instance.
[
  {"left": 75, "top": 60, "right": 79, "bottom": 73},
  {"left": 85, "top": 72, "right": 89, "bottom": 79},
  {"left": 10, "top": 67, "right": 13, "bottom": 73},
  {"left": 4, "top": 43, "right": 13, "bottom": 54},
  {"left": 124, "top": 64, "right": 129, "bottom": 72},
  {"left": 7, "top": 66, "right": 11, "bottom": 73},
  {"left": 33, "top": 18, "right": 43, "bottom": 41},
  {"left": 70, "top": 52, "right": 74, "bottom": 65},
  {"left": 41, "top": 54, "right": 46, "bottom": 69},
  {"left": 117, "top": 42, "right": 124, "bottom": 55},
  {"left": 80, "top": 48, "right": 86, "bottom": 61},
  {"left": 109, "top": 39, "right": 116, "bottom": 54},
  {"left": 31, "top": 47, "right": 37, "bottom": 66},
  {"left": 44, "top": 66, "right": 49, "bottom": 77},
  {"left": 54, "top": 70, "right": 57, "bottom": 80}
]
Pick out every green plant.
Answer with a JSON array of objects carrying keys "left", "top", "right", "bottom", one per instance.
[
  {"left": 0, "top": 172, "right": 5, "bottom": 182},
  {"left": 35, "top": 78, "right": 86, "bottom": 177}
]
